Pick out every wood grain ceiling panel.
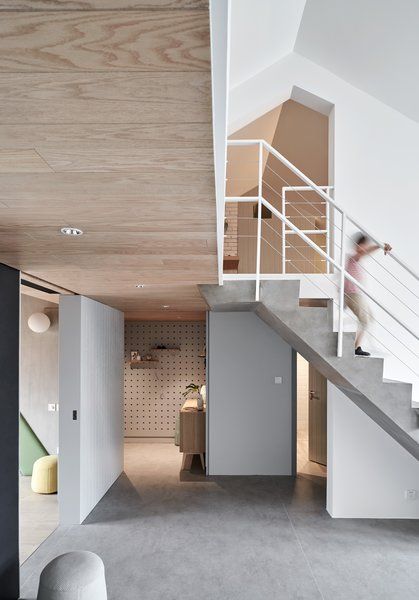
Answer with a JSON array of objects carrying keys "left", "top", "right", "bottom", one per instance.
[
  {"left": 0, "top": 10, "right": 210, "bottom": 72},
  {"left": 0, "top": 123, "right": 213, "bottom": 150},
  {"left": 0, "top": 172, "right": 214, "bottom": 203},
  {"left": 0, "top": 2, "right": 216, "bottom": 315},
  {"left": 0, "top": 149, "right": 53, "bottom": 172},
  {"left": 98, "top": 283, "right": 207, "bottom": 312},
  {"left": 0, "top": 1, "right": 208, "bottom": 9},
  {"left": 124, "top": 311, "right": 205, "bottom": 321},
  {"left": 36, "top": 148, "right": 214, "bottom": 173},
  {"left": 0, "top": 231, "right": 216, "bottom": 254},
  {"left": 0, "top": 72, "right": 211, "bottom": 124}
]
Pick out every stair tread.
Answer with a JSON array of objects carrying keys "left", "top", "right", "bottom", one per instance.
[{"left": 200, "top": 280, "right": 418, "bottom": 460}]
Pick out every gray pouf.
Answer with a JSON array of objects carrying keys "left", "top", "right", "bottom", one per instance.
[{"left": 37, "top": 551, "right": 107, "bottom": 600}]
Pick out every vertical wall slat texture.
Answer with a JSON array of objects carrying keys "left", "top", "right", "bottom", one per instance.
[{"left": 60, "top": 296, "right": 124, "bottom": 524}]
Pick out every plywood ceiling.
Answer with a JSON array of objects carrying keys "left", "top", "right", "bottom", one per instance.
[{"left": 0, "top": 0, "right": 216, "bottom": 319}]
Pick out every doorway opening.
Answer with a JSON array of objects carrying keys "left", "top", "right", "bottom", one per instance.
[
  {"left": 296, "top": 353, "right": 327, "bottom": 478},
  {"left": 19, "top": 280, "right": 60, "bottom": 563},
  {"left": 124, "top": 320, "right": 207, "bottom": 480}
]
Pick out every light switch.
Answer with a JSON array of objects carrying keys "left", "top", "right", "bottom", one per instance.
[
  {"left": 274, "top": 376, "right": 283, "bottom": 384},
  {"left": 48, "top": 403, "right": 56, "bottom": 412}
]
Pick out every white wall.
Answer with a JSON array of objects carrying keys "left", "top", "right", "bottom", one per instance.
[
  {"left": 208, "top": 311, "right": 294, "bottom": 475},
  {"left": 229, "top": 52, "right": 419, "bottom": 268},
  {"left": 229, "top": 0, "right": 306, "bottom": 88},
  {"left": 229, "top": 51, "right": 419, "bottom": 401},
  {"left": 59, "top": 296, "right": 124, "bottom": 525},
  {"left": 327, "top": 382, "right": 419, "bottom": 518}
]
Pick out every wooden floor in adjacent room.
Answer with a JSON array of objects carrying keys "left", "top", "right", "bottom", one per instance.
[{"left": 19, "top": 475, "right": 58, "bottom": 564}]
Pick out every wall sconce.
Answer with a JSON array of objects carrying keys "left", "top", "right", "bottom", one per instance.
[{"left": 28, "top": 312, "right": 51, "bottom": 333}]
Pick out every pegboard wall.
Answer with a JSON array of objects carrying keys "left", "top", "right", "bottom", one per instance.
[{"left": 124, "top": 321, "right": 206, "bottom": 438}]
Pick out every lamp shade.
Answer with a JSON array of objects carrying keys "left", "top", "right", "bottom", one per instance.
[{"left": 28, "top": 312, "right": 51, "bottom": 333}]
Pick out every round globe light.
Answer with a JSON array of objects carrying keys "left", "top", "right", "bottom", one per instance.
[{"left": 28, "top": 312, "right": 51, "bottom": 333}]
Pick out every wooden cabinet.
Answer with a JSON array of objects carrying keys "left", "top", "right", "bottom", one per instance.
[{"left": 180, "top": 402, "right": 206, "bottom": 471}]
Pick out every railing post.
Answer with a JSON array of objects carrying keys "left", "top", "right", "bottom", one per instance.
[
  {"left": 337, "top": 212, "right": 346, "bottom": 357},
  {"left": 282, "top": 187, "right": 286, "bottom": 274},
  {"left": 325, "top": 190, "right": 330, "bottom": 275},
  {"left": 255, "top": 141, "right": 263, "bottom": 301}
]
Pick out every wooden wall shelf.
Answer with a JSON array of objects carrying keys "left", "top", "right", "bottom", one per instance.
[{"left": 130, "top": 360, "right": 159, "bottom": 369}]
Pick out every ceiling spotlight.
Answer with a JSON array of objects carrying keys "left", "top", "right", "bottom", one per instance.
[
  {"left": 135, "top": 284, "right": 145, "bottom": 289},
  {"left": 162, "top": 305, "right": 170, "bottom": 308},
  {"left": 60, "top": 226, "right": 83, "bottom": 236}
]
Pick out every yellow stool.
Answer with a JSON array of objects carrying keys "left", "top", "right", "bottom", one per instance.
[{"left": 31, "top": 455, "right": 58, "bottom": 494}]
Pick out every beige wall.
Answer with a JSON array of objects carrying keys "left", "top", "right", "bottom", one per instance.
[
  {"left": 227, "top": 100, "right": 329, "bottom": 274},
  {"left": 20, "top": 294, "right": 59, "bottom": 455}
]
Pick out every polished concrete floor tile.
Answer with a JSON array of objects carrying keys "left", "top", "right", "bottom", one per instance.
[{"left": 20, "top": 444, "right": 419, "bottom": 600}]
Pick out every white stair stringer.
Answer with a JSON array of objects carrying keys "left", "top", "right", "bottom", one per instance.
[{"left": 200, "top": 279, "right": 419, "bottom": 461}]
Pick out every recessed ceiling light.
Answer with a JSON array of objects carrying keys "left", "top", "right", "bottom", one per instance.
[
  {"left": 135, "top": 284, "right": 145, "bottom": 288},
  {"left": 162, "top": 305, "right": 170, "bottom": 308},
  {"left": 60, "top": 226, "right": 83, "bottom": 236}
]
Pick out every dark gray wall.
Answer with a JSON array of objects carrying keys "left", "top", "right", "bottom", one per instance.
[
  {"left": 0, "top": 264, "right": 19, "bottom": 599},
  {"left": 208, "top": 312, "right": 294, "bottom": 475}
]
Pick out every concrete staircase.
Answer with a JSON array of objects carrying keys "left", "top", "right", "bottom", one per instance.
[{"left": 200, "top": 279, "right": 419, "bottom": 460}]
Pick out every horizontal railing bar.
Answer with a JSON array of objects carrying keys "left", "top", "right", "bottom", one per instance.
[
  {"left": 227, "top": 139, "right": 419, "bottom": 282},
  {"left": 260, "top": 196, "right": 419, "bottom": 341},
  {"left": 282, "top": 185, "right": 334, "bottom": 192},
  {"left": 285, "top": 229, "right": 327, "bottom": 235},
  {"left": 225, "top": 196, "right": 259, "bottom": 203}
]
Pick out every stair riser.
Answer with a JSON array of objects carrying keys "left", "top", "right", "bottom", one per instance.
[{"left": 200, "top": 281, "right": 418, "bottom": 460}]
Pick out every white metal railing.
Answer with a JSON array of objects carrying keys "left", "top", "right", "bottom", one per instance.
[
  {"left": 224, "top": 139, "right": 419, "bottom": 364},
  {"left": 282, "top": 185, "right": 333, "bottom": 275}
]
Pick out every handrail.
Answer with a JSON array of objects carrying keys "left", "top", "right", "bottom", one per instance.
[
  {"left": 260, "top": 196, "right": 419, "bottom": 343},
  {"left": 225, "top": 138, "right": 419, "bottom": 360},
  {"left": 227, "top": 138, "right": 419, "bottom": 283}
]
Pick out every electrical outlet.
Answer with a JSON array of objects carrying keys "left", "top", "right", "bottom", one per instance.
[
  {"left": 404, "top": 489, "right": 417, "bottom": 501},
  {"left": 48, "top": 403, "right": 56, "bottom": 412},
  {"left": 274, "top": 376, "right": 283, "bottom": 384}
]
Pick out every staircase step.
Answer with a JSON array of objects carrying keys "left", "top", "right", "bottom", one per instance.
[{"left": 199, "top": 279, "right": 419, "bottom": 460}]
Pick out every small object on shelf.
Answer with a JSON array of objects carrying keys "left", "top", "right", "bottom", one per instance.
[
  {"left": 131, "top": 351, "right": 140, "bottom": 361},
  {"left": 151, "top": 346, "right": 180, "bottom": 351},
  {"left": 182, "top": 383, "right": 205, "bottom": 411}
]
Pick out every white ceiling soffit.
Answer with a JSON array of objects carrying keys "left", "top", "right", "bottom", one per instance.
[
  {"left": 229, "top": 0, "right": 307, "bottom": 89},
  {"left": 291, "top": 86, "right": 333, "bottom": 116},
  {"left": 295, "top": 0, "right": 419, "bottom": 123}
]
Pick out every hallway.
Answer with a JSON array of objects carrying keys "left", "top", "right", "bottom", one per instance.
[{"left": 20, "top": 444, "right": 419, "bottom": 599}]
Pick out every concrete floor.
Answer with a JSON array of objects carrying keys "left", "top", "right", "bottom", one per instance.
[
  {"left": 20, "top": 443, "right": 419, "bottom": 599},
  {"left": 19, "top": 476, "right": 58, "bottom": 564}
]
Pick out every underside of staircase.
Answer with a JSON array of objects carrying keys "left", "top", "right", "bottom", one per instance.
[{"left": 200, "top": 280, "right": 419, "bottom": 460}]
